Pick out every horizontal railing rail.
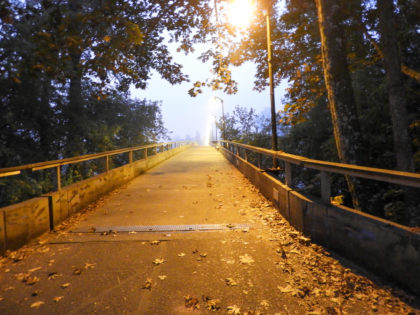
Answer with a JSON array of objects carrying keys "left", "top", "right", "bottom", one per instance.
[
  {"left": 0, "top": 142, "right": 191, "bottom": 191},
  {"left": 217, "top": 140, "right": 420, "bottom": 202}
]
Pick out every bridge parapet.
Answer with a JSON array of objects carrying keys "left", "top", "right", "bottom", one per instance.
[
  {"left": 216, "top": 140, "right": 420, "bottom": 295},
  {"left": 0, "top": 142, "right": 192, "bottom": 253}
]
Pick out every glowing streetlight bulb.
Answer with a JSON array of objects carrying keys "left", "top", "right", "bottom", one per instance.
[{"left": 228, "top": 0, "right": 255, "bottom": 29}]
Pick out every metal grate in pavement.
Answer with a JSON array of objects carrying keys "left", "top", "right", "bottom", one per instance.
[{"left": 73, "top": 224, "right": 251, "bottom": 233}]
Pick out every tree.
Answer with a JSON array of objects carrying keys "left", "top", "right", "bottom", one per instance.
[
  {"left": 377, "top": 0, "right": 414, "bottom": 172},
  {"left": 313, "top": 0, "right": 364, "bottom": 209}
]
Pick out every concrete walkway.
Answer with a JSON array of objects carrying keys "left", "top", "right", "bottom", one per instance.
[{"left": 0, "top": 147, "right": 419, "bottom": 314}]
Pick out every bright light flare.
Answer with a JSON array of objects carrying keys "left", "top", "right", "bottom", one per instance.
[{"left": 228, "top": 0, "right": 255, "bottom": 29}]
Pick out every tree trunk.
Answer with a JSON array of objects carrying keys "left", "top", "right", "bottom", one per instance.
[
  {"left": 314, "top": 0, "right": 363, "bottom": 209},
  {"left": 377, "top": 0, "right": 418, "bottom": 226},
  {"left": 377, "top": 0, "right": 414, "bottom": 173}
]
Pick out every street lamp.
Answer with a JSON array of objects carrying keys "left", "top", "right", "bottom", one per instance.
[
  {"left": 226, "top": 0, "right": 278, "bottom": 164},
  {"left": 213, "top": 96, "right": 225, "bottom": 140}
]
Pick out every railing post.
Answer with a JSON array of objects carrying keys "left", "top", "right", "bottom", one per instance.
[
  {"left": 244, "top": 149, "right": 248, "bottom": 161},
  {"left": 258, "top": 154, "right": 262, "bottom": 169},
  {"left": 145, "top": 148, "right": 148, "bottom": 159},
  {"left": 285, "top": 162, "right": 292, "bottom": 187},
  {"left": 129, "top": 151, "right": 133, "bottom": 164},
  {"left": 236, "top": 145, "right": 239, "bottom": 156},
  {"left": 56, "top": 166, "right": 61, "bottom": 191},
  {"left": 105, "top": 155, "right": 109, "bottom": 172},
  {"left": 320, "top": 171, "right": 331, "bottom": 203}
]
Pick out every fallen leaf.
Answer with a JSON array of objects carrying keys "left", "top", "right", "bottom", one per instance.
[
  {"left": 15, "top": 273, "right": 30, "bottom": 282},
  {"left": 61, "top": 283, "right": 70, "bottom": 289},
  {"left": 260, "top": 300, "right": 270, "bottom": 308},
  {"left": 289, "top": 249, "right": 301, "bottom": 255},
  {"left": 226, "top": 223, "right": 234, "bottom": 229},
  {"left": 53, "top": 296, "right": 64, "bottom": 303},
  {"left": 30, "top": 301, "right": 44, "bottom": 309},
  {"left": 239, "top": 254, "right": 254, "bottom": 265},
  {"left": 142, "top": 278, "right": 152, "bottom": 290},
  {"left": 184, "top": 295, "right": 200, "bottom": 309},
  {"left": 227, "top": 305, "right": 241, "bottom": 314},
  {"left": 87, "top": 227, "right": 96, "bottom": 233},
  {"left": 177, "top": 253, "right": 186, "bottom": 257},
  {"left": 28, "top": 267, "right": 42, "bottom": 273},
  {"left": 32, "top": 291, "right": 40, "bottom": 296},
  {"left": 206, "top": 298, "right": 221, "bottom": 311},
  {"left": 84, "top": 263, "right": 96, "bottom": 269},
  {"left": 73, "top": 268, "right": 83, "bottom": 275},
  {"left": 225, "top": 278, "right": 238, "bottom": 286},
  {"left": 150, "top": 240, "right": 160, "bottom": 245},
  {"left": 243, "top": 290, "right": 248, "bottom": 294},
  {"left": 152, "top": 258, "right": 166, "bottom": 265},
  {"left": 37, "top": 246, "right": 50, "bottom": 253},
  {"left": 25, "top": 276, "right": 40, "bottom": 286},
  {"left": 0, "top": 296, "right": 3, "bottom": 301},
  {"left": 200, "top": 253, "right": 208, "bottom": 258},
  {"left": 278, "top": 285, "right": 294, "bottom": 293},
  {"left": 48, "top": 272, "right": 62, "bottom": 280},
  {"left": 158, "top": 275, "right": 167, "bottom": 280}
]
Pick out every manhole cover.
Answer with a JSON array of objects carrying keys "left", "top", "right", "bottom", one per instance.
[{"left": 73, "top": 224, "right": 251, "bottom": 233}]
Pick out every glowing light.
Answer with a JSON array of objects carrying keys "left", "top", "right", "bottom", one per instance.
[
  {"left": 228, "top": 0, "right": 255, "bottom": 29},
  {"left": 203, "top": 98, "right": 217, "bottom": 146}
]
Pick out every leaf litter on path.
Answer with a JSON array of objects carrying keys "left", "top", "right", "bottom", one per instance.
[
  {"left": 184, "top": 295, "right": 200, "bottom": 309},
  {"left": 239, "top": 254, "right": 254, "bottom": 265},
  {"left": 152, "top": 258, "right": 166, "bottom": 265}
]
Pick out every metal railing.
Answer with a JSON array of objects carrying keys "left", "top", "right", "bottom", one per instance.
[
  {"left": 0, "top": 142, "right": 190, "bottom": 191},
  {"left": 217, "top": 140, "right": 420, "bottom": 203}
]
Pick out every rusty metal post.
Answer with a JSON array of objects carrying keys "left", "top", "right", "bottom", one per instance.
[
  {"left": 320, "top": 171, "right": 331, "bottom": 203},
  {"left": 285, "top": 162, "right": 292, "bottom": 187}
]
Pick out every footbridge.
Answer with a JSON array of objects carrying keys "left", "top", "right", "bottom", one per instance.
[{"left": 0, "top": 143, "right": 419, "bottom": 314}]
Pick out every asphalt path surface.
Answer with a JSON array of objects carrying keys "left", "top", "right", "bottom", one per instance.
[{"left": 0, "top": 147, "right": 419, "bottom": 314}]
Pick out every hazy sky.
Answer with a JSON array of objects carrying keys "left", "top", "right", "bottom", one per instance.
[{"left": 130, "top": 43, "right": 286, "bottom": 143}]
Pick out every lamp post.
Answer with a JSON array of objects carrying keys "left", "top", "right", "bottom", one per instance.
[
  {"left": 225, "top": 0, "right": 278, "bottom": 166},
  {"left": 214, "top": 96, "right": 225, "bottom": 140},
  {"left": 265, "top": 8, "right": 278, "bottom": 167}
]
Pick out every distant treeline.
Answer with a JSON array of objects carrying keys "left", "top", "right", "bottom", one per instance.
[{"left": 0, "top": 0, "right": 213, "bottom": 206}]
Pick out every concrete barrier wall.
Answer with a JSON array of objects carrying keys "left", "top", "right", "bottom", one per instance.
[
  {"left": 220, "top": 147, "right": 420, "bottom": 295},
  {"left": 0, "top": 145, "right": 189, "bottom": 253}
]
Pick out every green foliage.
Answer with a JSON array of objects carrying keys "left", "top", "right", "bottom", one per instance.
[
  {"left": 0, "top": 0, "right": 212, "bottom": 206},
  {"left": 210, "top": 0, "right": 420, "bottom": 225}
]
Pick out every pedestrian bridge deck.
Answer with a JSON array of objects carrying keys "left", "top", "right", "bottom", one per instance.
[{"left": 0, "top": 147, "right": 418, "bottom": 314}]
